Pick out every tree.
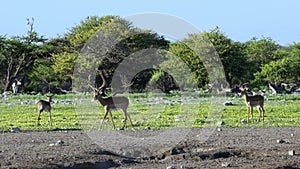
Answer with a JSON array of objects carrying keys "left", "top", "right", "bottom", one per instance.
[
  {"left": 207, "top": 28, "right": 250, "bottom": 86},
  {"left": 76, "top": 16, "right": 170, "bottom": 92},
  {"left": 49, "top": 16, "right": 118, "bottom": 92},
  {"left": 66, "top": 15, "right": 117, "bottom": 51},
  {"left": 28, "top": 58, "right": 58, "bottom": 93},
  {"left": 0, "top": 18, "right": 47, "bottom": 92},
  {"left": 26, "top": 36, "right": 70, "bottom": 93},
  {"left": 160, "top": 42, "right": 205, "bottom": 89},
  {"left": 252, "top": 43, "right": 300, "bottom": 87},
  {"left": 52, "top": 52, "right": 77, "bottom": 81},
  {"left": 244, "top": 37, "right": 280, "bottom": 75}
]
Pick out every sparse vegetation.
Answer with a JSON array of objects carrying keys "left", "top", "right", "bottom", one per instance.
[{"left": 0, "top": 93, "right": 299, "bottom": 132}]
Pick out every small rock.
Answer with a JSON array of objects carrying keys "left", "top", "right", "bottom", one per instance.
[
  {"left": 217, "top": 128, "right": 222, "bottom": 132},
  {"left": 217, "top": 121, "right": 225, "bottom": 126},
  {"left": 144, "top": 126, "right": 151, "bottom": 130},
  {"left": 73, "top": 122, "right": 79, "bottom": 126},
  {"left": 288, "top": 150, "right": 295, "bottom": 156},
  {"left": 166, "top": 166, "right": 176, "bottom": 169},
  {"left": 175, "top": 119, "right": 181, "bottom": 122},
  {"left": 174, "top": 115, "right": 185, "bottom": 122},
  {"left": 122, "top": 151, "right": 131, "bottom": 157},
  {"left": 51, "top": 127, "right": 59, "bottom": 131},
  {"left": 11, "top": 127, "right": 21, "bottom": 132},
  {"left": 221, "top": 162, "right": 230, "bottom": 167},
  {"left": 21, "top": 101, "right": 28, "bottom": 105},
  {"left": 291, "top": 133, "right": 294, "bottom": 137},
  {"left": 223, "top": 101, "right": 233, "bottom": 106},
  {"left": 156, "top": 115, "right": 162, "bottom": 119},
  {"left": 57, "top": 162, "right": 72, "bottom": 168},
  {"left": 55, "top": 140, "right": 64, "bottom": 146},
  {"left": 276, "top": 139, "right": 286, "bottom": 144},
  {"left": 118, "top": 127, "right": 124, "bottom": 131},
  {"left": 174, "top": 115, "right": 184, "bottom": 119},
  {"left": 241, "top": 119, "right": 247, "bottom": 124}
]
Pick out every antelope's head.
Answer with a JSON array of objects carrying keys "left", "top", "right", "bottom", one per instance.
[
  {"left": 90, "top": 70, "right": 107, "bottom": 100},
  {"left": 46, "top": 94, "right": 54, "bottom": 102},
  {"left": 93, "top": 88, "right": 106, "bottom": 100},
  {"left": 238, "top": 87, "right": 248, "bottom": 96}
]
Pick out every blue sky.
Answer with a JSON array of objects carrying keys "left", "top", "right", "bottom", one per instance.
[{"left": 1, "top": 0, "right": 299, "bottom": 45}]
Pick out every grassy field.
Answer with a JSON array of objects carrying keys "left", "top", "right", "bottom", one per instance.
[{"left": 0, "top": 92, "right": 299, "bottom": 132}]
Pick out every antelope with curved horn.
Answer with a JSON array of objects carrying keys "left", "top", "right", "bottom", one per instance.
[
  {"left": 36, "top": 95, "right": 54, "bottom": 127},
  {"left": 91, "top": 71, "right": 133, "bottom": 130}
]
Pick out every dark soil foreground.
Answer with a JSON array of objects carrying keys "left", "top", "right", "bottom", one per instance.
[{"left": 0, "top": 127, "right": 299, "bottom": 169}]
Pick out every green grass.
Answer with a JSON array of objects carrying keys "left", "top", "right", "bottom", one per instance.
[
  {"left": 222, "top": 95, "right": 300, "bottom": 127},
  {"left": 0, "top": 92, "right": 299, "bottom": 132}
]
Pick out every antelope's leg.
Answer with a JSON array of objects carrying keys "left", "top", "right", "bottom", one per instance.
[
  {"left": 100, "top": 110, "right": 109, "bottom": 129},
  {"left": 250, "top": 106, "right": 253, "bottom": 123},
  {"left": 122, "top": 113, "right": 127, "bottom": 128},
  {"left": 109, "top": 111, "right": 116, "bottom": 129},
  {"left": 37, "top": 110, "right": 41, "bottom": 126},
  {"left": 257, "top": 107, "right": 261, "bottom": 122},
  {"left": 49, "top": 112, "right": 52, "bottom": 127},
  {"left": 247, "top": 106, "right": 250, "bottom": 122},
  {"left": 124, "top": 109, "right": 133, "bottom": 127},
  {"left": 261, "top": 107, "right": 265, "bottom": 122}
]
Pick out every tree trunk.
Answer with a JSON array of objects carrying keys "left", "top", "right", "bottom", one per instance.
[
  {"left": 3, "top": 60, "right": 14, "bottom": 92},
  {"left": 4, "top": 76, "right": 13, "bottom": 92}
]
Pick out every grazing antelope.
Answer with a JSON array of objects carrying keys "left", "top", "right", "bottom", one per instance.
[
  {"left": 36, "top": 95, "right": 53, "bottom": 127},
  {"left": 91, "top": 72, "right": 133, "bottom": 130},
  {"left": 239, "top": 87, "right": 265, "bottom": 123}
]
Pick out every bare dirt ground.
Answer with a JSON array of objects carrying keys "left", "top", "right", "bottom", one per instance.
[{"left": 0, "top": 127, "right": 299, "bottom": 169}]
